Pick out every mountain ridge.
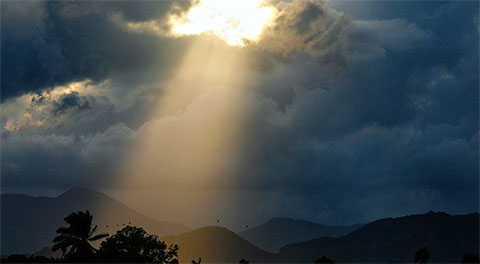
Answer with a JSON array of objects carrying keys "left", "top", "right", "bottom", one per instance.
[
  {"left": 238, "top": 216, "right": 361, "bottom": 252},
  {"left": 278, "top": 211, "right": 479, "bottom": 263},
  {"left": 3, "top": 188, "right": 478, "bottom": 263},
  {"left": 1, "top": 188, "right": 191, "bottom": 255},
  {"left": 161, "top": 226, "right": 279, "bottom": 263}
]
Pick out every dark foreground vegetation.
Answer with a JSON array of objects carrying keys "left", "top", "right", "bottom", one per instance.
[
  {"left": 2, "top": 210, "right": 180, "bottom": 263},
  {"left": 1, "top": 210, "right": 479, "bottom": 263}
]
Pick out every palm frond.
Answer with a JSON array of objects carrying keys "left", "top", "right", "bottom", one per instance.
[
  {"left": 88, "top": 224, "right": 98, "bottom": 237},
  {"left": 89, "top": 232, "right": 109, "bottom": 241}
]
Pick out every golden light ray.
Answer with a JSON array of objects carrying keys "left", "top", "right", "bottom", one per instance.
[
  {"left": 110, "top": 36, "right": 257, "bottom": 227},
  {"left": 103, "top": 0, "right": 276, "bottom": 228}
]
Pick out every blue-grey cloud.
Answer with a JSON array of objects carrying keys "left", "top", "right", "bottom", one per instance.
[{"left": 1, "top": 1, "right": 193, "bottom": 100}]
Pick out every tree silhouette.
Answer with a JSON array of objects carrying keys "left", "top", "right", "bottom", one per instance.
[
  {"left": 52, "top": 210, "right": 108, "bottom": 262},
  {"left": 315, "top": 256, "right": 335, "bottom": 263},
  {"left": 462, "top": 253, "right": 480, "bottom": 263},
  {"left": 414, "top": 248, "right": 430, "bottom": 263},
  {"left": 97, "top": 225, "right": 178, "bottom": 263},
  {"left": 192, "top": 257, "right": 201, "bottom": 264},
  {"left": 239, "top": 259, "right": 249, "bottom": 264}
]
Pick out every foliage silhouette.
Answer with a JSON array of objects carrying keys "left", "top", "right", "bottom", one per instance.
[
  {"left": 414, "top": 248, "right": 430, "bottom": 263},
  {"left": 462, "top": 253, "right": 480, "bottom": 263},
  {"left": 192, "top": 257, "right": 202, "bottom": 264},
  {"left": 239, "top": 258, "right": 249, "bottom": 263},
  {"left": 315, "top": 256, "right": 335, "bottom": 263},
  {"left": 97, "top": 225, "right": 178, "bottom": 263},
  {"left": 0, "top": 254, "right": 61, "bottom": 263},
  {"left": 52, "top": 210, "right": 108, "bottom": 262}
]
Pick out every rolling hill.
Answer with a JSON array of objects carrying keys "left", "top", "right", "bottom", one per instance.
[
  {"left": 161, "top": 226, "right": 279, "bottom": 263},
  {"left": 1, "top": 188, "right": 191, "bottom": 255},
  {"left": 278, "top": 211, "right": 479, "bottom": 263},
  {"left": 238, "top": 217, "right": 361, "bottom": 252},
  {"left": 3, "top": 188, "right": 478, "bottom": 263}
]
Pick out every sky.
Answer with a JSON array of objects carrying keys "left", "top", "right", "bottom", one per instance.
[{"left": 1, "top": 0, "right": 479, "bottom": 230}]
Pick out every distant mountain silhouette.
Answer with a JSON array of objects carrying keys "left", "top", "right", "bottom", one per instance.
[
  {"left": 3, "top": 189, "right": 478, "bottom": 263},
  {"left": 278, "top": 211, "right": 479, "bottom": 263},
  {"left": 238, "top": 217, "right": 361, "bottom": 252},
  {"left": 32, "top": 246, "right": 62, "bottom": 259},
  {"left": 161, "top": 226, "right": 279, "bottom": 263},
  {"left": 1, "top": 188, "right": 191, "bottom": 255}
]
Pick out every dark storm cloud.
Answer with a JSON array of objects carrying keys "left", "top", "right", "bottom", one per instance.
[
  {"left": 232, "top": 116, "right": 478, "bottom": 224},
  {"left": 1, "top": 0, "right": 194, "bottom": 100},
  {"left": 226, "top": 0, "right": 479, "bottom": 224},
  {"left": 295, "top": 2, "right": 324, "bottom": 34},
  {"left": 57, "top": 1, "right": 193, "bottom": 21},
  {"left": 52, "top": 92, "right": 90, "bottom": 115},
  {"left": 1, "top": 123, "right": 134, "bottom": 190},
  {"left": 255, "top": 0, "right": 350, "bottom": 68},
  {"left": 1, "top": 0, "right": 478, "bottom": 226}
]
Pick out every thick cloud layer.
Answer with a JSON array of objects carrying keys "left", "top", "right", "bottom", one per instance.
[
  {"left": 1, "top": 1, "right": 193, "bottom": 100},
  {"left": 1, "top": 0, "right": 478, "bottom": 227}
]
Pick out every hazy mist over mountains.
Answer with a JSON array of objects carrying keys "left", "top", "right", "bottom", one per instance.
[
  {"left": 238, "top": 217, "right": 361, "bottom": 252},
  {"left": 2, "top": 188, "right": 478, "bottom": 263},
  {"left": 1, "top": 188, "right": 190, "bottom": 255}
]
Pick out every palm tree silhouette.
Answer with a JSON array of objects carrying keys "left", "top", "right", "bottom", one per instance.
[{"left": 52, "top": 210, "right": 108, "bottom": 262}]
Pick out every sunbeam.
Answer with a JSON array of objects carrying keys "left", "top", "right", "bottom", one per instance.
[
  {"left": 170, "top": 0, "right": 274, "bottom": 46},
  {"left": 113, "top": 37, "right": 257, "bottom": 227}
]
